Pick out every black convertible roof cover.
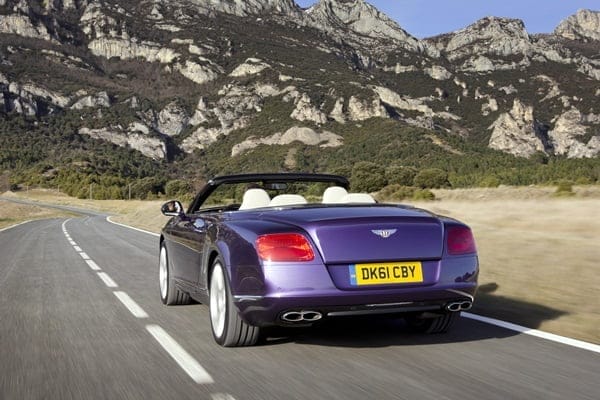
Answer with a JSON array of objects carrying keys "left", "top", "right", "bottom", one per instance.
[{"left": 189, "top": 173, "right": 349, "bottom": 212}]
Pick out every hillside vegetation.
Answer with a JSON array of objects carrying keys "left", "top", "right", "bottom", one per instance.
[{"left": 0, "top": 1, "right": 599, "bottom": 197}]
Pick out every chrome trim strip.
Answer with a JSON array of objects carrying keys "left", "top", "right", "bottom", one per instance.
[
  {"left": 233, "top": 295, "right": 263, "bottom": 302},
  {"left": 365, "top": 302, "right": 414, "bottom": 308}
]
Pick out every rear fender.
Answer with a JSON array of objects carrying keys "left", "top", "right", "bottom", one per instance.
[{"left": 202, "top": 224, "right": 266, "bottom": 299}]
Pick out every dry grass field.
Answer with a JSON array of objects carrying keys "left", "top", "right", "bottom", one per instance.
[
  {"left": 409, "top": 196, "right": 599, "bottom": 344},
  {"left": 2, "top": 186, "right": 599, "bottom": 343},
  {"left": 0, "top": 198, "right": 76, "bottom": 229}
]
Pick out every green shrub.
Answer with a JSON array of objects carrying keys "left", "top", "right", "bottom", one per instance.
[
  {"left": 414, "top": 168, "right": 450, "bottom": 189},
  {"left": 554, "top": 180, "right": 574, "bottom": 196},
  {"left": 479, "top": 175, "right": 501, "bottom": 188},
  {"left": 376, "top": 185, "right": 415, "bottom": 202},
  {"left": 575, "top": 177, "right": 592, "bottom": 185},
  {"left": 385, "top": 166, "right": 417, "bottom": 186},
  {"left": 350, "top": 162, "right": 387, "bottom": 193},
  {"left": 412, "top": 189, "right": 436, "bottom": 201}
]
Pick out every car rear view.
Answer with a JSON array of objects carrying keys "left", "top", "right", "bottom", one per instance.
[{"left": 233, "top": 205, "right": 478, "bottom": 334}]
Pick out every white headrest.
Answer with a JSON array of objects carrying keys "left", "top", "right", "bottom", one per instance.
[
  {"left": 269, "top": 194, "right": 308, "bottom": 207},
  {"left": 239, "top": 189, "right": 271, "bottom": 210},
  {"left": 322, "top": 186, "right": 349, "bottom": 203},
  {"left": 341, "top": 193, "right": 376, "bottom": 203}
]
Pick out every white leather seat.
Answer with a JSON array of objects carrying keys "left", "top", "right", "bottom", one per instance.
[
  {"left": 341, "top": 193, "right": 376, "bottom": 203},
  {"left": 269, "top": 194, "right": 308, "bottom": 207},
  {"left": 239, "top": 189, "right": 271, "bottom": 210},
  {"left": 322, "top": 186, "right": 349, "bottom": 203}
]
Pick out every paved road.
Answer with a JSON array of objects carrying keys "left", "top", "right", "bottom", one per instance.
[{"left": 0, "top": 214, "right": 598, "bottom": 400}]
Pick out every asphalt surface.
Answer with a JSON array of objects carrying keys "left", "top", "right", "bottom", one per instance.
[{"left": 0, "top": 213, "right": 598, "bottom": 400}]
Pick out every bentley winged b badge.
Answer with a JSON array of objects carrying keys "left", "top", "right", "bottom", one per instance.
[{"left": 371, "top": 229, "right": 397, "bottom": 239}]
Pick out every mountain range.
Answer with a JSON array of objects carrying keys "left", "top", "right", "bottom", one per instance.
[{"left": 0, "top": 0, "right": 599, "bottom": 195}]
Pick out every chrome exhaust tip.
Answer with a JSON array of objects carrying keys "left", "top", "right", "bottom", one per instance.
[
  {"left": 281, "top": 310, "right": 323, "bottom": 323},
  {"left": 302, "top": 311, "right": 323, "bottom": 322},
  {"left": 446, "top": 301, "right": 472, "bottom": 312},
  {"left": 282, "top": 312, "right": 303, "bottom": 322}
]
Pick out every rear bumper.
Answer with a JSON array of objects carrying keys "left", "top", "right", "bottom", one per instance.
[
  {"left": 231, "top": 255, "right": 478, "bottom": 327},
  {"left": 234, "top": 285, "right": 477, "bottom": 327}
]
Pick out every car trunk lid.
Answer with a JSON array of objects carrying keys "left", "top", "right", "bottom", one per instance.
[{"left": 259, "top": 205, "right": 444, "bottom": 264}]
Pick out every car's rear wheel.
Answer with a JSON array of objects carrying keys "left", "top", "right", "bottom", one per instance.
[
  {"left": 209, "top": 258, "right": 260, "bottom": 347},
  {"left": 406, "top": 311, "right": 459, "bottom": 334},
  {"left": 159, "top": 243, "right": 191, "bottom": 305}
]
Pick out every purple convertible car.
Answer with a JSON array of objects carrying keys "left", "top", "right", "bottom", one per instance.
[{"left": 159, "top": 173, "right": 478, "bottom": 347}]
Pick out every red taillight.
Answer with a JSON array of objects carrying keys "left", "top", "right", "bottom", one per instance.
[
  {"left": 447, "top": 226, "right": 477, "bottom": 255},
  {"left": 256, "top": 233, "right": 315, "bottom": 262}
]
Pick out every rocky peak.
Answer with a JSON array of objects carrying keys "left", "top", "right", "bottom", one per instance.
[
  {"left": 307, "top": 0, "right": 425, "bottom": 53},
  {"left": 191, "top": 0, "right": 299, "bottom": 17},
  {"left": 440, "top": 16, "right": 532, "bottom": 60},
  {"left": 554, "top": 9, "right": 600, "bottom": 42}
]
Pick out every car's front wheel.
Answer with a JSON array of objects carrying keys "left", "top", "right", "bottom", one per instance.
[
  {"left": 159, "top": 243, "right": 191, "bottom": 305},
  {"left": 406, "top": 311, "right": 459, "bottom": 334},
  {"left": 209, "top": 258, "right": 260, "bottom": 347}
]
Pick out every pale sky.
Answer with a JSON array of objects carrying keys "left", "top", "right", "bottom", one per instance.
[{"left": 295, "top": 0, "right": 599, "bottom": 38}]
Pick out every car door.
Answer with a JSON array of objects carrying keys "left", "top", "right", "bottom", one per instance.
[{"left": 164, "top": 214, "right": 207, "bottom": 287}]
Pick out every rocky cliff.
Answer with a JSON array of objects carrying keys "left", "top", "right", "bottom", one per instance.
[
  {"left": 0, "top": 0, "right": 598, "bottom": 172},
  {"left": 555, "top": 9, "right": 600, "bottom": 42}
]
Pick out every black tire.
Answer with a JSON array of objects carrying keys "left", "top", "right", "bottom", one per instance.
[
  {"left": 159, "top": 243, "right": 191, "bottom": 305},
  {"left": 406, "top": 311, "right": 459, "bottom": 334},
  {"left": 209, "top": 258, "right": 260, "bottom": 347}
]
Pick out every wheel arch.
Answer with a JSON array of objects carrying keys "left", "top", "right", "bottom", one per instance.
[{"left": 206, "top": 249, "right": 221, "bottom": 290}]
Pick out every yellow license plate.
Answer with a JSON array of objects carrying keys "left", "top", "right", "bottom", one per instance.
[{"left": 350, "top": 262, "right": 423, "bottom": 286}]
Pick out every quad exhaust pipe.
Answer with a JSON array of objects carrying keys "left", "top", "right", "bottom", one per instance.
[
  {"left": 281, "top": 310, "right": 323, "bottom": 323},
  {"left": 445, "top": 301, "right": 473, "bottom": 312}
]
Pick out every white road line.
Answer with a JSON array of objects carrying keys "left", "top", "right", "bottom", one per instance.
[
  {"left": 69, "top": 240, "right": 77, "bottom": 246},
  {"left": 145, "top": 325, "right": 214, "bottom": 384},
  {"left": 85, "top": 259, "right": 101, "bottom": 271},
  {"left": 106, "top": 216, "right": 160, "bottom": 237},
  {"left": 462, "top": 312, "right": 600, "bottom": 354},
  {"left": 211, "top": 394, "right": 237, "bottom": 400},
  {"left": 73, "top": 246, "right": 82, "bottom": 252},
  {"left": 0, "top": 220, "right": 33, "bottom": 233},
  {"left": 97, "top": 272, "right": 118, "bottom": 288},
  {"left": 113, "top": 291, "right": 149, "bottom": 319},
  {"left": 79, "top": 252, "right": 90, "bottom": 260}
]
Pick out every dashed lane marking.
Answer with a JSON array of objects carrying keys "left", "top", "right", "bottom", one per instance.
[
  {"left": 85, "top": 259, "right": 101, "bottom": 271},
  {"left": 114, "top": 291, "right": 149, "bottom": 319},
  {"left": 62, "top": 218, "right": 220, "bottom": 386},
  {"left": 97, "top": 272, "right": 118, "bottom": 288},
  {"left": 146, "top": 325, "right": 214, "bottom": 384}
]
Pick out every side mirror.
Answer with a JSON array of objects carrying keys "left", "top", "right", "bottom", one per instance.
[{"left": 161, "top": 200, "right": 184, "bottom": 217}]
